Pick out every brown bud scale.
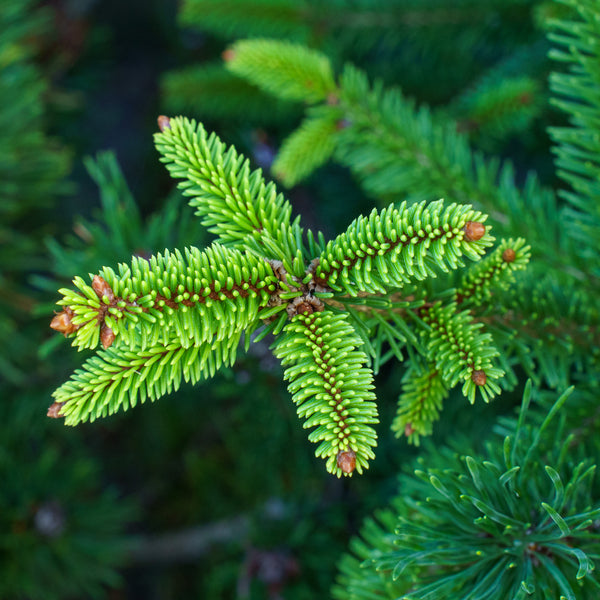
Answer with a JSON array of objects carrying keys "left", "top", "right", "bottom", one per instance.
[
  {"left": 327, "top": 92, "right": 339, "bottom": 105},
  {"left": 100, "top": 323, "right": 116, "bottom": 349},
  {"left": 157, "top": 115, "right": 171, "bottom": 132},
  {"left": 50, "top": 307, "right": 78, "bottom": 336},
  {"left": 463, "top": 221, "right": 486, "bottom": 242},
  {"left": 502, "top": 248, "right": 516, "bottom": 263},
  {"left": 471, "top": 370, "right": 487, "bottom": 386},
  {"left": 92, "top": 275, "right": 115, "bottom": 303},
  {"left": 337, "top": 450, "right": 356, "bottom": 474},
  {"left": 222, "top": 48, "right": 236, "bottom": 62},
  {"left": 47, "top": 402, "right": 66, "bottom": 418}
]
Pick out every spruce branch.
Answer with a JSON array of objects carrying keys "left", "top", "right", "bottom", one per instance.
[
  {"left": 271, "top": 105, "right": 342, "bottom": 187},
  {"left": 272, "top": 311, "right": 378, "bottom": 477},
  {"left": 548, "top": 0, "right": 600, "bottom": 273},
  {"left": 313, "top": 200, "right": 493, "bottom": 296},
  {"left": 418, "top": 301, "right": 504, "bottom": 403},
  {"left": 154, "top": 116, "right": 306, "bottom": 277},
  {"left": 51, "top": 244, "right": 279, "bottom": 351},
  {"left": 223, "top": 39, "right": 570, "bottom": 276},
  {"left": 50, "top": 334, "right": 242, "bottom": 426},
  {"left": 392, "top": 362, "right": 449, "bottom": 445},
  {"left": 49, "top": 115, "right": 515, "bottom": 472},
  {"left": 331, "top": 63, "right": 566, "bottom": 268},
  {"left": 225, "top": 38, "right": 337, "bottom": 103},
  {"left": 335, "top": 384, "right": 600, "bottom": 599},
  {"left": 455, "top": 237, "right": 531, "bottom": 306}
]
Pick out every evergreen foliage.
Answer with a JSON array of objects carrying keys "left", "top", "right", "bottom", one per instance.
[
  {"left": 224, "top": 39, "right": 561, "bottom": 264},
  {"left": 50, "top": 115, "right": 510, "bottom": 476},
  {"left": 35, "top": 0, "right": 600, "bottom": 596},
  {"left": 0, "top": 2, "right": 142, "bottom": 596},
  {"left": 0, "top": 401, "right": 135, "bottom": 600},
  {"left": 548, "top": 0, "right": 600, "bottom": 274},
  {"left": 0, "top": 0, "right": 70, "bottom": 382},
  {"left": 223, "top": 36, "right": 600, "bottom": 394},
  {"left": 334, "top": 383, "right": 600, "bottom": 600}
]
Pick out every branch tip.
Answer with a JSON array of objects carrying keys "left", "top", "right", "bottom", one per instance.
[
  {"left": 502, "top": 248, "right": 516, "bottom": 263},
  {"left": 337, "top": 450, "right": 356, "bottom": 474},
  {"left": 404, "top": 423, "right": 416, "bottom": 437},
  {"left": 157, "top": 115, "right": 171, "bottom": 132},
  {"left": 50, "top": 307, "right": 78, "bottom": 336},
  {"left": 47, "top": 402, "right": 66, "bottom": 419},
  {"left": 463, "top": 221, "right": 486, "bottom": 242},
  {"left": 471, "top": 370, "right": 487, "bottom": 386},
  {"left": 222, "top": 48, "right": 236, "bottom": 62}
]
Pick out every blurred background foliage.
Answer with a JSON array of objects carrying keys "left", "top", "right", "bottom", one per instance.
[{"left": 0, "top": 0, "right": 586, "bottom": 598}]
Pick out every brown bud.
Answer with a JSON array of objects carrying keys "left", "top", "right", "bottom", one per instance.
[
  {"left": 50, "top": 307, "right": 77, "bottom": 336},
  {"left": 404, "top": 423, "right": 416, "bottom": 437},
  {"left": 157, "top": 115, "right": 171, "bottom": 132},
  {"left": 92, "top": 275, "right": 115, "bottom": 303},
  {"left": 502, "top": 248, "right": 516, "bottom": 263},
  {"left": 295, "top": 302, "right": 313, "bottom": 315},
  {"left": 463, "top": 221, "right": 486, "bottom": 241},
  {"left": 47, "top": 402, "right": 66, "bottom": 419},
  {"left": 337, "top": 450, "right": 356, "bottom": 474},
  {"left": 471, "top": 370, "right": 487, "bottom": 386},
  {"left": 100, "top": 323, "right": 116, "bottom": 349},
  {"left": 222, "top": 48, "right": 236, "bottom": 62}
]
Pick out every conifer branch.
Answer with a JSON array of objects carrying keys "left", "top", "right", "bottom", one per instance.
[
  {"left": 52, "top": 245, "right": 280, "bottom": 351},
  {"left": 223, "top": 39, "right": 572, "bottom": 276},
  {"left": 548, "top": 0, "right": 600, "bottom": 272},
  {"left": 455, "top": 237, "right": 531, "bottom": 306},
  {"left": 273, "top": 311, "right": 378, "bottom": 477},
  {"left": 392, "top": 362, "right": 448, "bottom": 445},
  {"left": 332, "top": 64, "right": 563, "bottom": 265},
  {"left": 49, "top": 115, "right": 527, "bottom": 471},
  {"left": 51, "top": 334, "right": 241, "bottom": 426},
  {"left": 339, "top": 384, "right": 600, "bottom": 600},
  {"left": 225, "top": 38, "right": 337, "bottom": 103},
  {"left": 154, "top": 116, "right": 306, "bottom": 277},
  {"left": 418, "top": 301, "right": 504, "bottom": 403},
  {"left": 313, "top": 200, "right": 492, "bottom": 296}
]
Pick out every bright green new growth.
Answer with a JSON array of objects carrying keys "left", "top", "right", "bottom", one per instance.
[
  {"left": 51, "top": 115, "right": 510, "bottom": 475},
  {"left": 456, "top": 237, "right": 530, "bottom": 306},
  {"left": 226, "top": 38, "right": 337, "bottom": 103},
  {"left": 314, "top": 200, "right": 492, "bottom": 295},
  {"left": 392, "top": 362, "right": 448, "bottom": 445},
  {"left": 419, "top": 300, "right": 503, "bottom": 403},
  {"left": 274, "top": 311, "right": 378, "bottom": 477},
  {"left": 272, "top": 105, "right": 341, "bottom": 187},
  {"left": 57, "top": 245, "right": 278, "bottom": 352}
]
